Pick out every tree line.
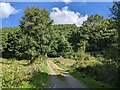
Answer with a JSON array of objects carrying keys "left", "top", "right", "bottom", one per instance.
[{"left": 0, "top": 2, "right": 120, "bottom": 64}]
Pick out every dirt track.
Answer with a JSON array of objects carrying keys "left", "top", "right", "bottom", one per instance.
[{"left": 47, "top": 60, "right": 88, "bottom": 88}]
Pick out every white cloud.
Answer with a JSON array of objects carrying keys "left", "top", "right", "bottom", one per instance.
[
  {"left": 50, "top": 6, "right": 88, "bottom": 27},
  {"left": 0, "top": 2, "right": 19, "bottom": 19},
  {"left": 61, "top": 0, "right": 72, "bottom": 4}
]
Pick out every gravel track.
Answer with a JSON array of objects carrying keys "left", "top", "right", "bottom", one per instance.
[{"left": 47, "top": 60, "right": 88, "bottom": 88}]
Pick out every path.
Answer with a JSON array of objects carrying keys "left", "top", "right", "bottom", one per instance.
[{"left": 47, "top": 60, "right": 88, "bottom": 88}]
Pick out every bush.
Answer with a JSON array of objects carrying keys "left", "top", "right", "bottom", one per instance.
[{"left": 76, "top": 58, "right": 118, "bottom": 87}]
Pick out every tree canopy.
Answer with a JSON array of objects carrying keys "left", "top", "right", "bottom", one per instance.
[{"left": 1, "top": 6, "right": 119, "bottom": 62}]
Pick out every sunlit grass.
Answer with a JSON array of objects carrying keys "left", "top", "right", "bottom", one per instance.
[
  {"left": 1, "top": 57, "right": 49, "bottom": 88},
  {"left": 0, "top": 61, "right": 2, "bottom": 89},
  {"left": 53, "top": 59, "right": 114, "bottom": 88},
  {"left": 58, "top": 58, "right": 76, "bottom": 66}
]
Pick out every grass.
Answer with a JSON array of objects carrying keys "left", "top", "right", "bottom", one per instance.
[
  {"left": 69, "top": 69, "right": 113, "bottom": 89},
  {"left": 53, "top": 59, "right": 114, "bottom": 88},
  {"left": 0, "top": 61, "right": 2, "bottom": 88},
  {"left": 1, "top": 57, "right": 50, "bottom": 88},
  {"left": 57, "top": 58, "right": 76, "bottom": 67},
  {"left": 53, "top": 60, "right": 70, "bottom": 71}
]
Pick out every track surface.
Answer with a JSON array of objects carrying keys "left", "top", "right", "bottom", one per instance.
[{"left": 47, "top": 60, "right": 88, "bottom": 88}]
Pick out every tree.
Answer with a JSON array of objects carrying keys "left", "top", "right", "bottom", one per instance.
[
  {"left": 57, "top": 35, "right": 73, "bottom": 57},
  {"left": 110, "top": 1, "right": 120, "bottom": 87},
  {"left": 19, "top": 7, "right": 53, "bottom": 58},
  {"left": 81, "top": 15, "right": 117, "bottom": 57},
  {"left": 2, "top": 7, "right": 53, "bottom": 64},
  {"left": 83, "top": 14, "right": 104, "bottom": 26},
  {"left": 47, "top": 31, "right": 73, "bottom": 58},
  {"left": 110, "top": 1, "right": 120, "bottom": 57}
]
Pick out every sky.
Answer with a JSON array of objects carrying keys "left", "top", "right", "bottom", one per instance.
[{"left": 0, "top": 1, "right": 114, "bottom": 28}]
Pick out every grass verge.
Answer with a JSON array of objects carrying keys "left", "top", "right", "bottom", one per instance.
[
  {"left": 1, "top": 57, "right": 50, "bottom": 88},
  {"left": 53, "top": 59, "right": 114, "bottom": 88}
]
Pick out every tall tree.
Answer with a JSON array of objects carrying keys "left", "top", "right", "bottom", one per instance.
[
  {"left": 110, "top": 1, "right": 120, "bottom": 57},
  {"left": 83, "top": 14, "right": 104, "bottom": 26},
  {"left": 110, "top": 1, "right": 120, "bottom": 87},
  {"left": 3, "top": 7, "right": 53, "bottom": 64},
  {"left": 19, "top": 7, "right": 52, "bottom": 57}
]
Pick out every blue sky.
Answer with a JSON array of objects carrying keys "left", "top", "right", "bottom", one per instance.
[{"left": 0, "top": 2, "right": 113, "bottom": 28}]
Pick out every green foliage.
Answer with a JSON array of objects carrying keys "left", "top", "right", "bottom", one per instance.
[
  {"left": 53, "top": 59, "right": 114, "bottom": 88},
  {"left": 2, "top": 30, "right": 38, "bottom": 61},
  {"left": 0, "top": 27, "right": 19, "bottom": 54},
  {"left": 110, "top": 1, "right": 120, "bottom": 57},
  {"left": 19, "top": 7, "right": 52, "bottom": 56},
  {"left": 76, "top": 59, "right": 118, "bottom": 87},
  {"left": 83, "top": 14, "right": 104, "bottom": 26},
  {"left": 1, "top": 4, "right": 119, "bottom": 88},
  {"left": 82, "top": 16, "right": 117, "bottom": 53},
  {"left": 2, "top": 7, "right": 118, "bottom": 61},
  {"left": 0, "top": 27, "right": 19, "bottom": 33},
  {"left": 1, "top": 58, "right": 49, "bottom": 88},
  {"left": 0, "top": 3, "right": 119, "bottom": 89},
  {"left": 47, "top": 30, "right": 73, "bottom": 58},
  {"left": 110, "top": 3, "right": 120, "bottom": 87},
  {"left": 2, "top": 7, "right": 53, "bottom": 61}
]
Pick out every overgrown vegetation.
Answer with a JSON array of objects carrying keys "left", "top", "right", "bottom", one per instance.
[
  {"left": 1, "top": 57, "right": 49, "bottom": 88},
  {"left": 1, "top": 1, "right": 120, "bottom": 88},
  {"left": 53, "top": 59, "right": 115, "bottom": 88}
]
